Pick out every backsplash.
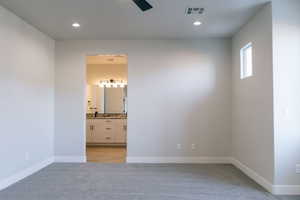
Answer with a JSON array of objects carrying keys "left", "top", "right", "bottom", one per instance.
[{"left": 86, "top": 113, "right": 127, "bottom": 119}]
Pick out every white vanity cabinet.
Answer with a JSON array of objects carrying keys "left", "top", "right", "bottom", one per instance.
[{"left": 86, "top": 118, "right": 127, "bottom": 144}]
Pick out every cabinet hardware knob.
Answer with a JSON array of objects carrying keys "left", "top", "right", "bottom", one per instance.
[{"left": 106, "top": 128, "right": 111, "bottom": 130}]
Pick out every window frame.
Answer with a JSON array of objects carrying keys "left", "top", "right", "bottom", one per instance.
[{"left": 240, "top": 42, "right": 253, "bottom": 79}]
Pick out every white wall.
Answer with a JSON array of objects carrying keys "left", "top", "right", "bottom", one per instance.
[
  {"left": 0, "top": 5, "right": 55, "bottom": 181},
  {"left": 232, "top": 3, "right": 274, "bottom": 183},
  {"left": 55, "top": 39, "right": 232, "bottom": 159},
  {"left": 272, "top": 0, "right": 300, "bottom": 186}
]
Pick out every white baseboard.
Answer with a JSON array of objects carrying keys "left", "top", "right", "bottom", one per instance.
[
  {"left": 272, "top": 185, "right": 300, "bottom": 195},
  {"left": 231, "top": 158, "right": 273, "bottom": 193},
  {"left": 0, "top": 155, "right": 86, "bottom": 191},
  {"left": 127, "top": 156, "right": 232, "bottom": 164},
  {"left": 231, "top": 158, "right": 300, "bottom": 195},
  {"left": 54, "top": 156, "right": 86, "bottom": 163},
  {"left": 0, "top": 157, "right": 54, "bottom": 191}
]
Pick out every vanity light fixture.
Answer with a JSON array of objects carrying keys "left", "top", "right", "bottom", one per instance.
[
  {"left": 119, "top": 81, "right": 126, "bottom": 88},
  {"left": 98, "top": 80, "right": 126, "bottom": 88},
  {"left": 106, "top": 83, "right": 112, "bottom": 88}
]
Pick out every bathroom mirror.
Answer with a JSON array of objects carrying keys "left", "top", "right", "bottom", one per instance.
[
  {"left": 104, "top": 87, "right": 127, "bottom": 113},
  {"left": 86, "top": 85, "right": 127, "bottom": 114}
]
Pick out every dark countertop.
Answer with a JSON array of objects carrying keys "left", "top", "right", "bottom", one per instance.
[{"left": 86, "top": 113, "right": 127, "bottom": 119}]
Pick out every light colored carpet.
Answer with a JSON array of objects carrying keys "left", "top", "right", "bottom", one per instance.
[{"left": 0, "top": 163, "right": 298, "bottom": 200}]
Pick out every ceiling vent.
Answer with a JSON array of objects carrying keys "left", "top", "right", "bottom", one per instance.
[{"left": 185, "top": 7, "right": 204, "bottom": 15}]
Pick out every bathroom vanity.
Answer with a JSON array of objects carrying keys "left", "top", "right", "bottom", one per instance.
[
  {"left": 86, "top": 83, "right": 128, "bottom": 146},
  {"left": 86, "top": 115, "right": 127, "bottom": 145}
]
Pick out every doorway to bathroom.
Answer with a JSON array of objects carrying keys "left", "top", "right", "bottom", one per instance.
[{"left": 85, "top": 54, "right": 128, "bottom": 163}]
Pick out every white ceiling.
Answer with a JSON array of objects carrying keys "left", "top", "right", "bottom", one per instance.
[{"left": 0, "top": 0, "right": 270, "bottom": 40}]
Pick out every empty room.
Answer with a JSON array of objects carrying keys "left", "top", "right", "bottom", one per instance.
[{"left": 0, "top": 0, "right": 299, "bottom": 199}]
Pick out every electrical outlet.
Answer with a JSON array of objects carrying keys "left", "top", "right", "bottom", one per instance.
[
  {"left": 191, "top": 144, "right": 196, "bottom": 150},
  {"left": 25, "top": 152, "right": 30, "bottom": 161},
  {"left": 177, "top": 144, "right": 182, "bottom": 150},
  {"left": 296, "top": 164, "right": 300, "bottom": 174}
]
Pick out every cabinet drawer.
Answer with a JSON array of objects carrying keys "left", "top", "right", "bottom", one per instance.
[
  {"left": 93, "top": 119, "right": 118, "bottom": 127},
  {"left": 99, "top": 134, "right": 114, "bottom": 143},
  {"left": 103, "top": 119, "right": 124, "bottom": 125},
  {"left": 95, "top": 119, "right": 124, "bottom": 129}
]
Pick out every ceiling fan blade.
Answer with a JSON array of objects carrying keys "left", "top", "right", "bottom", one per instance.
[{"left": 133, "top": 0, "right": 153, "bottom": 12}]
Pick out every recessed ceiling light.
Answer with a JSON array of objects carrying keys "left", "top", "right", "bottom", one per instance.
[
  {"left": 193, "top": 21, "right": 202, "bottom": 26},
  {"left": 72, "top": 22, "right": 80, "bottom": 28}
]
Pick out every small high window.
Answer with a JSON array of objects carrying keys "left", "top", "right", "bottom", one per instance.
[{"left": 240, "top": 43, "right": 253, "bottom": 79}]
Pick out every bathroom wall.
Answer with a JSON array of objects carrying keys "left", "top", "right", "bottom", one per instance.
[
  {"left": 86, "top": 64, "right": 127, "bottom": 85},
  {"left": 55, "top": 39, "right": 232, "bottom": 161}
]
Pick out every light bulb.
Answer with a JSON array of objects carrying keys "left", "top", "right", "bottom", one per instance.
[
  {"left": 193, "top": 21, "right": 202, "bottom": 26},
  {"left": 72, "top": 22, "right": 80, "bottom": 28}
]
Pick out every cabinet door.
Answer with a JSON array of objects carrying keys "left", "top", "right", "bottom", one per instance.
[
  {"left": 86, "top": 120, "right": 94, "bottom": 143},
  {"left": 92, "top": 120, "right": 103, "bottom": 143}
]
